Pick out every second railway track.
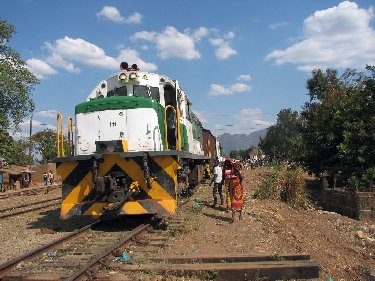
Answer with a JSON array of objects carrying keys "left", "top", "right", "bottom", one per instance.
[{"left": 0, "top": 197, "right": 61, "bottom": 219}]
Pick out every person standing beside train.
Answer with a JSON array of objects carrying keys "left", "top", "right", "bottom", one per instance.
[
  {"left": 210, "top": 158, "right": 224, "bottom": 207},
  {"left": 222, "top": 158, "right": 245, "bottom": 222},
  {"left": 48, "top": 170, "right": 54, "bottom": 185},
  {"left": 43, "top": 171, "right": 49, "bottom": 194}
]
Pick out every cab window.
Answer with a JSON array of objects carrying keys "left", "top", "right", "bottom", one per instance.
[
  {"left": 107, "top": 86, "right": 127, "bottom": 97},
  {"left": 133, "top": 85, "right": 160, "bottom": 102}
]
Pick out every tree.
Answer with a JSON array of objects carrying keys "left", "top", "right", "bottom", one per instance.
[
  {"left": 259, "top": 109, "right": 302, "bottom": 161},
  {"left": 0, "top": 19, "right": 38, "bottom": 165},
  {"left": 0, "top": 136, "right": 29, "bottom": 165},
  {"left": 301, "top": 66, "right": 375, "bottom": 188},
  {"left": 32, "top": 129, "right": 58, "bottom": 164}
]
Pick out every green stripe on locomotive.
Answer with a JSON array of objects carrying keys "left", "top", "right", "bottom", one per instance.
[{"left": 180, "top": 123, "right": 189, "bottom": 151}]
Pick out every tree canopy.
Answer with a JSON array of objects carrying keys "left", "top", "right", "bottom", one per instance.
[
  {"left": 258, "top": 66, "right": 375, "bottom": 189},
  {"left": 32, "top": 129, "right": 58, "bottom": 164},
  {"left": 259, "top": 108, "right": 302, "bottom": 161},
  {"left": 301, "top": 66, "right": 375, "bottom": 188},
  {"left": 0, "top": 19, "right": 39, "bottom": 164},
  {"left": 0, "top": 19, "right": 38, "bottom": 131}
]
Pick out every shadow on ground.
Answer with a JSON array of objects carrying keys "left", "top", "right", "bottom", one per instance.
[
  {"left": 27, "top": 208, "right": 153, "bottom": 233},
  {"left": 202, "top": 211, "right": 233, "bottom": 223}
]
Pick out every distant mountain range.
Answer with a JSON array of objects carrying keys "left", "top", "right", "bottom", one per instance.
[{"left": 217, "top": 128, "right": 268, "bottom": 154}]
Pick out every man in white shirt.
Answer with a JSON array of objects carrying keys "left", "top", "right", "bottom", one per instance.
[{"left": 211, "top": 159, "right": 224, "bottom": 207}]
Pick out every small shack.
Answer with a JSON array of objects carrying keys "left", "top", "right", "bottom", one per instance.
[{"left": 0, "top": 163, "right": 34, "bottom": 191}]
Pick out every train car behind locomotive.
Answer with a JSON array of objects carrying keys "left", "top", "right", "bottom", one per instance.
[{"left": 56, "top": 63, "right": 219, "bottom": 220}]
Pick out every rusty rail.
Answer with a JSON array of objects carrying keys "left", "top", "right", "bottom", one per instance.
[
  {"left": 0, "top": 221, "right": 98, "bottom": 278},
  {"left": 65, "top": 223, "right": 151, "bottom": 281}
]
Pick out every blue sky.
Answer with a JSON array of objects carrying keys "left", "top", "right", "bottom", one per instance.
[{"left": 2, "top": 0, "right": 375, "bottom": 138}]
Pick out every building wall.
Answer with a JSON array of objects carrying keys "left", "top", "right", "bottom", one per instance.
[
  {"left": 323, "top": 189, "right": 375, "bottom": 221},
  {"left": 32, "top": 163, "right": 57, "bottom": 183}
]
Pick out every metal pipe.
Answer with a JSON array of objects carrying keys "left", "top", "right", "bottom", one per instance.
[{"left": 56, "top": 113, "right": 64, "bottom": 157}]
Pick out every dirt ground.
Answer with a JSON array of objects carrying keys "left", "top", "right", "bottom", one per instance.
[
  {"left": 160, "top": 167, "right": 375, "bottom": 281},
  {"left": 0, "top": 168, "right": 374, "bottom": 280}
]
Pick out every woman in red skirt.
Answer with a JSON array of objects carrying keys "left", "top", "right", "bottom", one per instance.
[{"left": 222, "top": 158, "right": 244, "bottom": 222}]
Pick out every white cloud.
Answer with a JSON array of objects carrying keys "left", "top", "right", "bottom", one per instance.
[
  {"left": 46, "top": 53, "right": 80, "bottom": 73},
  {"left": 32, "top": 120, "right": 55, "bottom": 130},
  {"left": 230, "top": 83, "right": 252, "bottom": 93},
  {"left": 26, "top": 58, "right": 57, "bottom": 79},
  {"left": 42, "top": 36, "right": 156, "bottom": 72},
  {"left": 132, "top": 26, "right": 237, "bottom": 61},
  {"left": 269, "top": 21, "right": 288, "bottom": 30},
  {"left": 234, "top": 108, "right": 273, "bottom": 133},
  {"left": 14, "top": 119, "right": 55, "bottom": 140},
  {"left": 237, "top": 74, "right": 252, "bottom": 81},
  {"left": 224, "top": 31, "right": 235, "bottom": 40},
  {"left": 215, "top": 42, "right": 237, "bottom": 60},
  {"left": 191, "top": 27, "right": 210, "bottom": 41},
  {"left": 97, "top": 6, "right": 125, "bottom": 23},
  {"left": 194, "top": 110, "right": 210, "bottom": 124},
  {"left": 211, "top": 108, "right": 274, "bottom": 135},
  {"left": 209, "top": 33, "right": 237, "bottom": 60},
  {"left": 126, "top": 12, "right": 143, "bottom": 24},
  {"left": 132, "top": 31, "right": 157, "bottom": 41},
  {"left": 9, "top": 130, "right": 28, "bottom": 139},
  {"left": 209, "top": 84, "right": 232, "bottom": 96},
  {"left": 265, "top": 1, "right": 375, "bottom": 71},
  {"left": 209, "top": 82, "right": 251, "bottom": 96},
  {"left": 133, "top": 26, "right": 201, "bottom": 60},
  {"left": 117, "top": 49, "right": 157, "bottom": 72},
  {"left": 45, "top": 37, "right": 117, "bottom": 69},
  {"left": 34, "top": 110, "right": 59, "bottom": 119}
]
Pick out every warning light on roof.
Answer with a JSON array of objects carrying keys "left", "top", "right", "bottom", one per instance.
[
  {"left": 129, "top": 72, "right": 137, "bottom": 81},
  {"left": 119, "top": 73, "right": 127, "bottom": 81}
]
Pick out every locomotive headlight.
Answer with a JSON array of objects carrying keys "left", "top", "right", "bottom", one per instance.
[
  {"left": 106, "top": 145, "right": 115, "bottom": 153},
  {"left": 119, "top": 73, "right": 127, "bottom": 81},
  {"left": 129, "top": 72, "right": 137, "bottom": 81}
]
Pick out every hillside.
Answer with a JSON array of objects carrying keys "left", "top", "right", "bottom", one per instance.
[{"left": 217, "top": 128, "right": 268, "bottom": 154}]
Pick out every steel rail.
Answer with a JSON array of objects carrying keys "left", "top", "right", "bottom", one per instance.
[
  {"left": 0, "top": 186, "right": 59, "bottom": 200},
  {"left": 0, "top": 200, "right": 61, "bottom": 219},
  {"left": 65, "top": 222, "right": 151, "bottom": 281},
  {"left": 0, "top": 221, "right": 99, "bottom": 277},
  {"left": 0, "top": 197, "right": 61, "bottom": 213}
]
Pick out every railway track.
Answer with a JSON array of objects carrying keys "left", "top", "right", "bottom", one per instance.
[
  {"left": 0, "top": 186, "right": 59, "bottom": 200},
  {"left": 0, "top": 190, "right": 319, "bottom": 280},
  {"left": 0, "top": 217, "right": 155, "bottom": 280},
  {"left": 0, "top": 213, "right": 319, "bottom": 280},
  {"left": 0, "top": 197, "right": 61, "bottom": 219}
]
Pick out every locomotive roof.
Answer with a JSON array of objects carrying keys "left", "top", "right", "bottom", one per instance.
[{"left": 86, "top": 71, "right": 179, "bottom": 101}]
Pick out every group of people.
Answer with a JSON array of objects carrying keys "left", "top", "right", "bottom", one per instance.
[
  {"left": 43, "top": 170, "right": 54, "bottom": 193},
  {"left": 210, "top": 157, "right": 244, "bottom": 222}
]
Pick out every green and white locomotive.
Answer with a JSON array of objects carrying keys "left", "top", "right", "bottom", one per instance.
[{"left": 56, "top": 63, "right": 220, "bottom": 219}]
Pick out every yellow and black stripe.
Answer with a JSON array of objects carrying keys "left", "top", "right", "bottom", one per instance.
[{"left": 56, "top": 153, "right": 179, "bottom": 219}]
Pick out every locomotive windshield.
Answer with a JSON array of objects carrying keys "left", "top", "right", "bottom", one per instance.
[
  {"left": 133, "top": 85, "right": 160, "bottom": 102},
  {"left": 107, "top": 86, "right": 127, "bottom": 97}
]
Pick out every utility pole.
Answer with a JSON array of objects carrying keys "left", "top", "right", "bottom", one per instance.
[{"left": 28, "top": 114, "right": 33, "bottom": 168}]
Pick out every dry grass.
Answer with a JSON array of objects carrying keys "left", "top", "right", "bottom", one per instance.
[{"left": 254, "top": 165, "right": 310, "bottom": 209}]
